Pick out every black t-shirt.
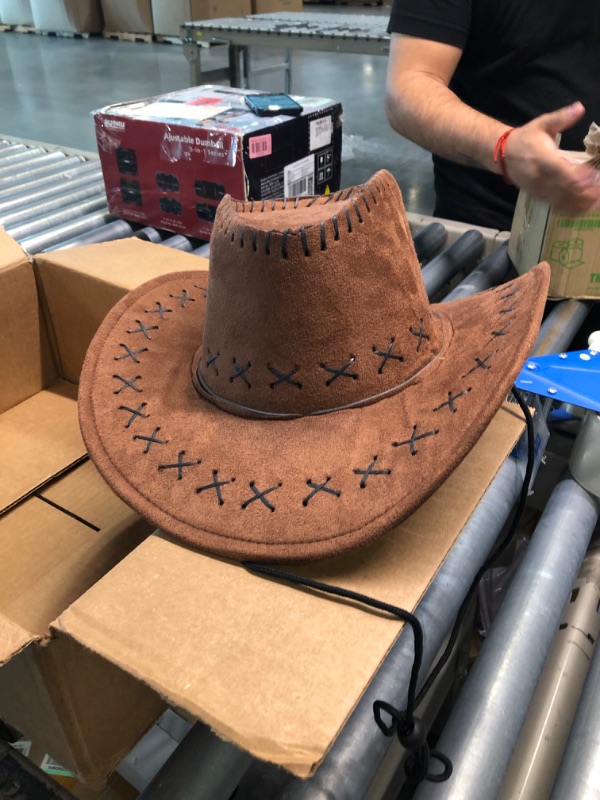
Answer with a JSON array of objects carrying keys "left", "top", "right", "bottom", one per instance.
[{"left": 388, "top": 0, "right": 600, "bottom": 230}]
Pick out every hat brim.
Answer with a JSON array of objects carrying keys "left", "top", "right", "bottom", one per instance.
[{"left": 79, "top": 263, "right": 548, "bottom": 562}]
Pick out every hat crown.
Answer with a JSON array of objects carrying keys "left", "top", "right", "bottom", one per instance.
[{"left": 196, "top": 170, "right": 444, "bottom": 418}]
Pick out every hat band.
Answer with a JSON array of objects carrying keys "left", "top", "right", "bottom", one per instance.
[{"left": 193, "top": 338, "right": 446, "bottom": 419}]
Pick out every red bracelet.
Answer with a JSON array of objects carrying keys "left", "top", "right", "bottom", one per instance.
[{"left": 493, "top": 128, "right": 516, "bottom": 185}]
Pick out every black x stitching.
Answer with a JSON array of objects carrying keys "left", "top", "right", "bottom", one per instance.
[
  {"left": 321, "top": 357, "right": 358, "bottom": 386},
  {"left": 206, "top": 349, "right": 220, "bottom": 375},
  {"left": 241, "top": 481, "right": 282, "bottom": 512},
  {"left": 268, "top": 365, "right": 302, "bottom": 389},
  {"left": 115, "top": 344, "right": 148, "bottom": 363},
  {"left": 133, "top": 427, "right": 167, "bottom": 453},
  {"left": 194, "top": 284, "right": 208, "bottom": 299},
  {"left": 409, "top": 320, "right": 430, "bottom": 352},
  {"left": 113, "top": 375, "right": 142, "bottom": 394},
  {"left": 230, "top": 359, "right": 251, "bottom": 387},
  {"left": 169, "top": 290, "right": 196, "bottom": 308},
  {"left": 196, "top": 470, "right": 235, "bottom": 505},
  {"left": 373, "top": 338, "right": 404, "bottom": 373},
  {"left": 499, "top": 302, "right": 518, "bottom": 315},
  {"left": 303, "top": 477, "right": 341, "bottom": 507},
  {"left": 462, "top": 352, "right": 495, "bottom": 378},
  {"left": 353, "top": 456, "right": 391, "bottom": 488},
  {"left": 145, "top": 302, "right": 172, "bottom": 319},
  {"left": 487, "top": 321, "right": 511, "bottom": 344},
  {"left": 118, "top": 402, "right": 149, "bottom": 428},
  {"left": 433, "top": 388, "right": 472, "bottom": 413},
  {"left": 499, "top": 286, "right": 519, "bottom": 300},
  {"left": 128, "top": 320, "right": 158, "bottom": 340},
  {"left": 158, "top": 450, "right": 201, "bottom": 480},
  {"left": 392, "top": 425, "right": 439, "bottom": 455}
]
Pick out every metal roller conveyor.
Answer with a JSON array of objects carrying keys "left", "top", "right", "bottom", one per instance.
[
  {"left": 443, "top": 241, "right": 512, "bottom": 302},
  {"left": 0, "top": 166, "right": 102, "bottom": 215},
  {"left": 0, "top": 182, "right": 106, "bottom": 229},
  {"left": 43, "top": 219, "right": 137, "bottom": 250},
  {"left": 414, "top": 478, "right": 600, "bottom": 800},
  {"left": 0, "top": 150, "right": 69, "bottom": 177},
  {"left": 550, "top": 594, "right": 600, "bottom": 800},
  {"left": 18, "top": 210, "right": 113, "bottom": 255},
  {"left": 0, "top": 148, "right": 46, "bottom": 171},
  {"left": 421, "top": 229, "right": 485, "bottom": 297},
  {"left": 412, "top": 221, "right": 447, "bottom": 264},
  {"left": 6, "top": 196, "right": 109, "bottom": 243},
  {"left": 160, "top": 234, "right": 195, "bottom": 251},
  {"left": 0, "top": 156, "right": 84, "bottom": 190},
  {"left": 0, "top": 157, "right": 89, "bottom": 199}
]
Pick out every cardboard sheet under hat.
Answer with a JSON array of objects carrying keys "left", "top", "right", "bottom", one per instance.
[{"left": 56, "top": 403, "right": 525, "bottom": 777}]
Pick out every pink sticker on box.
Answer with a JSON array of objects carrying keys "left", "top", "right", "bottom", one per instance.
[{"left": 249, "top": 134, "right": 272, "bottom": 159}]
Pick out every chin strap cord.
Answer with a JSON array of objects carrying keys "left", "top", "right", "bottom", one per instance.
[
  {"left": 243, "top": 562, "right": 452, "bottom": 784},
  {"left": 244, "top": 386, "right": 535, "bottom": 790}
]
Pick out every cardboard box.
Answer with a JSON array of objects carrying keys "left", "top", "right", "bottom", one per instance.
[
  {"left": 30, "top": 0, "right": 103, "bottom": 32},
  {"left": 56, "top": 404, "right": 526, "bottom": 777},
  {"left": 0, "top": 0, "right": 33, "bottom": 25},
  {"left": 508, "top": 152, "right": 600, "bottom": 299},
  {"left": 100, "top": 0, "right": 153, "bottom": 32},
  {"left": 0, "top": 233, "right": 207, "bottom": 785},
  {"left": 94, "top": 84, "right": 343, "bottom": 240},
  {"left": 252, "top": 0, "right": 303, "bottom": 13},
  {"left": 151, "top": 0, "right": 251, "bottom": 37}
]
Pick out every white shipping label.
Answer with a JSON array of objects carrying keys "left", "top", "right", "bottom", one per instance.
[
  {"left": 284, "top": 155, "right": 315, "bottom": 197},
  {"left": 310, "top": 115, "right": 333, "bottom": 151},
  {"left": 10, "top": 740, "right": 32, "bottom": 757}
]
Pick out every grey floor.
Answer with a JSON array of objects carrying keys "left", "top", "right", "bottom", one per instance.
[{"left": 0, "top": 3, "right": 435, "bottom": 215}]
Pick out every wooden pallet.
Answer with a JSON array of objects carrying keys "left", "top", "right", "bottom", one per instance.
[
  {"left": 0, "top": 24, "right": 100, "bottom": 38},
  {"left": 103, "top": 30, "right": 153, "bottom": 43}
]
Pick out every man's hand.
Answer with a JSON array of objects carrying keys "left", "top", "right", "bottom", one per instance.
[{"left": 503, "top": 102, "right": 600, "bottom": 216}]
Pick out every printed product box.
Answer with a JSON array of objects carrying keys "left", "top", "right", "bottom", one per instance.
[
  {"left": 252, "top": 0, "right": 303, "bottom": 13},
  {"left": 509, "top": 150, "right": 600, "bottom": 299},
  {"left": 151, "top": 0, "right": 251, "bottom": 37},
  {"left": 94, "top": 84, "right": 343, "bottom": 240},
  {"left": 0, "top": 232, "right": 207, "bottom": 786},
  {"left": 30, "top": 0, "right": 103, "bottom": 32},
  {"left": 100, "top": 0, "right": 153, "bottom": 33}
]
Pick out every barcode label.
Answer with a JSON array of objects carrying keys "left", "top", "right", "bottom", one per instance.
[
  {"left": 283, "top": 155, "right": 315, "bottom": 198},
  {"left": 310, "top": 115, "right": 333, "bottom": 151},
  {"left": 288, "top": 176, "right": 314, "bottom": 196},
  {"left": 248, "top": 134, "right": 272, "bottom": 159}
]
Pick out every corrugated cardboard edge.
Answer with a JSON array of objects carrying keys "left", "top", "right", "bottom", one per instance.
[
  {"left": 29, "top": 635, "right": 165, "bottom": 788},
  {"left": 0, "top": 613, "right": 40, "bottom": 667}
]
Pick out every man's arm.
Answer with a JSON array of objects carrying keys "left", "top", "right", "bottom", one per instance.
[{"left": 385, "top": 33, "right": 600, "bottom": 216}]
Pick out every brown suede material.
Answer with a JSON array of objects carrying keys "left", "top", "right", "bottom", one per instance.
[
  {"left": 78, "top": 170, "right": 550, "bottom": 562},
  {"left": 198, "top": 172, "right": 438, "bottom": 417}
]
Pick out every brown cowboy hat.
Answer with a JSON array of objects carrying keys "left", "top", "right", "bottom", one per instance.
[{"left": 78, "top": 170, "right": 549, "bottom": 562}]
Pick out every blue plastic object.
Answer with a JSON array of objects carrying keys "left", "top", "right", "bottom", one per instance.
[{"left": 515, "top": 349, "right": 600, "bottom": 412}]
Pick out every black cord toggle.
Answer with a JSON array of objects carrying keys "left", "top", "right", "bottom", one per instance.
[{"left": 373, "top": 703, "right": 450, "bottom": 784}]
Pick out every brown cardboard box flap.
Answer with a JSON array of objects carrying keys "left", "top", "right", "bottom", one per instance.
[
  {"left": 0, "top": 613, "right": 37, "bottom": 666},
  {"left": 57, "top": 404, "right": 525, "bottom": 776},
  {"left": 0, "top": 461, "right": 154, "bottom": 664},
  {"left": 35, "top": 239, "right": 207, "bottom": 383},
  {"left": 0, "top": 249, "right": 58, "bottom": 416},
  {"left": 0, "top": 228, "right": 29, "bottom": 271},
  {"left": 0, "top": 380, "right": 85, "bottom": 514}
]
